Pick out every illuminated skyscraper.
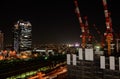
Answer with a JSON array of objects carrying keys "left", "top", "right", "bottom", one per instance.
[
  {"left": 13, "top": 20, "right": 32, "bottom": 53},
  {"left": 0, "top": 31, "right": 4, "bottom": 50}
]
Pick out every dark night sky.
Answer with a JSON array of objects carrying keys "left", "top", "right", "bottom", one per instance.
[{"left": 0, "top": 0, "right": 120, "bottom": 44}]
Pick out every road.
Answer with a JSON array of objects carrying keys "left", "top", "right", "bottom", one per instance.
[{"left": 28, "top": 66, "right": 67, "bottom": 79}]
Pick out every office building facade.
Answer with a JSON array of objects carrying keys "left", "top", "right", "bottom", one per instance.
[
  {"left": 13, "top": 20, "right": 32, "bottom": 53},
  {"left": 0, "top": 31, "right": 4, "bottom": 50}
]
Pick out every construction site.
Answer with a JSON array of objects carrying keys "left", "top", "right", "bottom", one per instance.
[{"left": 67, "top": 0, "right": 120, "bottom": 79}]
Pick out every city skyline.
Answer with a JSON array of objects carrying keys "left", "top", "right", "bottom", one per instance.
[{"left": 0, "top": 0, "right": 120, "bottom": 45}]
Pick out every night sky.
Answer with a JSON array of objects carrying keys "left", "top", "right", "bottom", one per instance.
[{"left": 0, "top": 0, "right": 120, "bottom": 45}]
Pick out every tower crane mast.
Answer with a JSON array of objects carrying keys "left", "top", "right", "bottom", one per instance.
[
  {"left": 74, "top": 0, "right": 86, "bottom": 48},
  {"left": 102, "top": 0, "right": 113, "bottom": 56},
  {"left": 93, "top": 24, "right": 105, "bottom": 48},
  {"left": 84, "top": 16, "right": 93, "bottom": 44}
]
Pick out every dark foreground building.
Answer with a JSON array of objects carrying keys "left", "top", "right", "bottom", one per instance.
[{"left": 67, "top": 48, "right": 120, "bottom": 79}]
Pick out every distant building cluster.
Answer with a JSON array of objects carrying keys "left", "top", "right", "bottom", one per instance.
[
  {"left": 0, "top": 50, "right": 17, "bottom": 60},
  {"left": 0, "top": 20, "right": 32, "bottom": 60}
]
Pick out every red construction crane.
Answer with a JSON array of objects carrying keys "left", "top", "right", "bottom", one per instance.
[
  {"left": 93, "top": 24, "right": 105, "bottom": 48},
  {"left": 84, "top": 16, "right": 93, "bottom": 44},
  {"left": 74, "top": 0, "right": 86, "bottom": 48},
  {"left": 102, "top": 0, "right": 113, "bottom": 56}
]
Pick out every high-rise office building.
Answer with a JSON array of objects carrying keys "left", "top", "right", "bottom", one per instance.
[
  {"left": 13, "top": 20, "right": 32, "bottom": 53},
  {"left": 0, "top": 31, "right": 4, "bottom": 50}
]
